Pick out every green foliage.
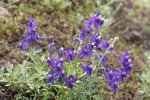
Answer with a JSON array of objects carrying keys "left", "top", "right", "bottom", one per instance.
[
  {"left": 0, "top": 47, "right": 104, "bottom": 99},
  {"left": 0, "top": 48, "right": 52, "bottom": 99},
  {"left": 140, "top": 51, "right": 150, "bottom": 99},
  {"left": 58, "top": 77, "right": 103, "bottom": 100}
]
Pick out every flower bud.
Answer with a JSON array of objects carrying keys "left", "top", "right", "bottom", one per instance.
[{"left": 114, "top": 37, "right": 119, "bottom": 42}]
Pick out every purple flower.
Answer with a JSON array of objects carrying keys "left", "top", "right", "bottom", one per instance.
[
  {"left": 46, "top": 57, "right": 64, "bottom": 76},
  {"left": 79, "top": 44, "right": 94, "bottom": 59},
  {"left": 82, "top": 62, "right": 93, "bottom": 76},
  {"left": 90, "top": 12, "right": 104, "bottom": 29},
  {"left": 101, "top": 55, "right": 108, "bottom": 66},
  {"left": 27, "top": 16, "right": 38, "bottom": 29},
  {"left": 64, "top": 47, "right": 77, "bottom": 62},
  {"left": 57, "top": 48, "right": 65, "bottom": 55},
  {"left": 20, "top": 40, "right": 29, "bottom": 51},
  {"left": 118, "top": 53, "right": 129, "bottom": 62},
  {"left": 55, "top": 66, "right": 63, "bottom": 75},
  {"left": 66, "top": 75, "right": 77, "bottom": 88},
  {"left": 48, "top": 42, "right": 55, "bottom": 51},
  {"left": 25, "top": 29, "right": 41, "bottom": 44},
  {"left": 80, "top": 27, "right": 93, "bottom": 40},
  {"left": 48, "top": 70, "right": 58, "bottom": 84},
  {"left": 20, "top": 17, "right": 42, "bottom": 51},
  {"left": 84, "top": 19, "right": 92, "bottom": 27},
  {"left": 95, "top": 55, "right": 100, "bottom": 60},
  {"left": 90, "top": 34, "right": 101, "bottom": 47},
  {"left": 118, "top": 53, "right": 132, "bottom": 74},
  {"left": 47, "top": 57, "right": 66, "bottom": 84},
  {"left": 104, "top": 67, "right": 119, "bottom": 92},
  {"left": 46, "top": 57, "right": 64, "bottom": 70},
  {"left": 108, "top": 79, "right": 118, "bottom": 92},
  {"left": 116, "top": 67, "right": 127, "bottom": 82},
  {"left": 97, "top": 39, "right": 110, "bottom": 51},
  {"left": 60, "top": 73, "right": 66, "bottom": 82},
  {"left": 25, "top": 17, "right": 41, "bottom": 44},
  {"left": 104, "top": 67, "right": 116, "bottom": 83},
  {"left": 108, "top": 47, "right": 114, "bottom": 51},
  {"left": 103, "top": 64, "right": 131, "bottom": 92},
  {"left": 74, "top": 35, "right": 79, "bottom": 43}
]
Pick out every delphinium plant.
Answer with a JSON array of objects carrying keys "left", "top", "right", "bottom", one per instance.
[
  {"left": 45, "top": 12, "right": 132, "bottom": 92},
  {"left": 0, "top": 12, "right": 132, "bottom": 99}
]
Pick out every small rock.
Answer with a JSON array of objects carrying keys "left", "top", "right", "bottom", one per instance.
[
  {"left": 0, "top": 7, "right": 12, "bottom": 19},
  {"left": 133, "top": 90, "right": 144, "bottom": 100},
  {"left": 132, "top": 31, "right": 141, "bottom": 38}
]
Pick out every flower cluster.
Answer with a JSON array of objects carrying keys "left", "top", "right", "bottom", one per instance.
[
  {"left": 80, "top": 12, "right": 104, "bottom": 40},
  {"left": 104, "top": 53, "right": 132, "bottom": 92},
  {"left": 46, "top": 48, "right": 78, "bottom": 88},
  {"left": 118, "top": 53, "right": 132, "bottom": 74},
  {"left": 20, "top": 17, "right": 41, "bottom": 51},
  {"left": 46, "top": 56, "right": 77, "bottom": 88},
  {"left": 20, "top": 12, "right": 132, "bottom": 92},
  {"left": 45, "top": 12, "right": 105, "bottom": 88}
]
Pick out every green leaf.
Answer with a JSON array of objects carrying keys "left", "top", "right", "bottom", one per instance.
[{"left": 42, "top": 92, "right": 50, "bottom": 100}]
